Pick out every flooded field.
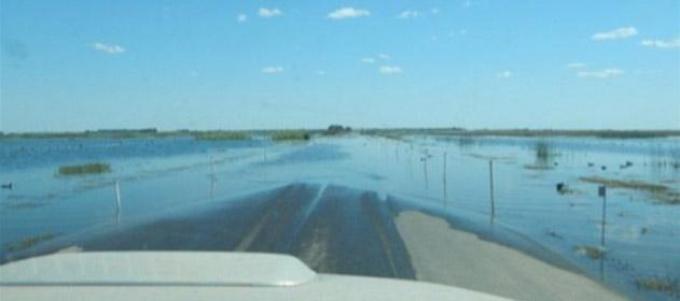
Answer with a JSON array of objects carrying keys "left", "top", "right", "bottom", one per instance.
[{"left": 1, "top": 134, "right": 679, "bottom": 300}]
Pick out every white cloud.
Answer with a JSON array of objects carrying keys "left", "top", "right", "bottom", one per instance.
[
  {"left": 431, "top": 8, "right": 440, "bottom": 15},
  {"left": 258, "top": 8, "right": 282, "bottom": 18},
  {"left": 641, "top": 38, "right": 680, "bottom": 49},
  {"left": 462, "top": 0, "right": 472, "bottom": 8},
  {"left": 497, "top": 70, "right": 512, "bottom": 78},
  {"left": 397, "top": 10, "right": 420, "bottom": 19},
  {"left": 591, "top": 27, "right": 638, "bottom": 41},
  {"left": 92, "top": 42, "right": 125, "bottom": 54},
  {"left": 378, "top": 53, "right": 391, "bottom": 60},
  {"left": 577, "top": 68, "right": 623, "bottom": 79},
  {"left": 361, "top": 57, "right": 376, "bottom": 64},
  {"left": 262, "top": 66, "right": 284, "bottom": 74},
  {"left": 379, "top": 65, "right": 402, "bottom": 75},
  {"left": 566, "top": 62, "right": 587, "bottom": 69},
  {"left": 237, "top": 14, "right": 247, "bottom": 23},
  {"left": 328, "top": 7, "right": 370, "bottom": 20}
]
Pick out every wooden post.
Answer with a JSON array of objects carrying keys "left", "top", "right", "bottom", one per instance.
[{"left": 489, "top": 160, "right": 495, "bottom": 220}]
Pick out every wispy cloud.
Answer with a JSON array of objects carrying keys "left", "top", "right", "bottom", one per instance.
[
  {"left": 397, "top": 10, "right": 420, "bottom": 19},
  {"left": 317, "top": 70, "right": 326, "bottom": 76},
  {"left": 92, "top": 42, "right": 125, "bottom": 54},
  {"left": 379, "top": 65, "right": 402, "bottom": 75},
  {"left": 591, "top": 27, "right": 637, "bottom": 41},
  {"left": 258, "top": 8, "right": 282, "bottom": 18},
  {"left": 431, "top": 8, "right": 440, "bottom": 15},
  {"left": 641, "top": 38, "right": 680, "bottom": 49},
  {"left": 462, "top": 0, "right": 472, "bottom": 8},
  {"left": 361, "top": 57, "right": 376, "bottom": 64},
  {"left": 378, "top": 53, "right": 391, "bottom": 60},
  {"left": 497, "top": 70, "right": 512, "bottom": 79},
  {"left": 566, "top": 62, "right": 587, "bottom": 69},
  {"left": 262, "top": 66, "right": 284, "bottom": 74},
  {"left": 578, "top": 68, "right": 623, "bottom": 79},
  {"left": 237, "top": 13, "right": 247, "bottom": 23},
  {"left": 328, "top": 7, "right": 370, "bottom": 20}
]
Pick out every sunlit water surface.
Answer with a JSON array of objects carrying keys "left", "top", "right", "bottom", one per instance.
[{"left": 1, "top": 135, "right": 679, "bottom": 300}]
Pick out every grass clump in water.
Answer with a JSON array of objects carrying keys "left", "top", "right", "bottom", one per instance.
[
  {"left": 635, "top": 276, "right": 680, "bottom": 296},
  {"left": 193, "top": 131, "right": 250, "bottom": 141},
  {"left": 523, "top": 164, "right": 554, "bottom": 171},
  {"left": 271, "top": 131, "right": 311, "bottom": 141},
  {"left": 579, "top": 176, "right": 679, "bottom": 204},
  {"left": 4, "top": 233, "right": 56, "bottom": 252},
  {"left": 574, "top": 245, "right": 606, "bottom": 260},
  {"left": 58, "top": 162, "right": 111, "bottom": 176},
  {"left": 580, "top": 176, "right": 668, "bottom": 192}
]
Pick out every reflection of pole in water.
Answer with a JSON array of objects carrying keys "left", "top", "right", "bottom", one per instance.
[
  {"left": 211, "top": 156, "right": 217, "bottom": 199},
  {"left": 422, "top": 157, "right": 429, "bottom": 189},
  {"left": 210, "top": 176, "right": 216, "bottom": 199},
  {"left": 114, "top": 180, "right": 122, "bottom": 224},
  {"left": 489, "top": 160, "right": 495, "bottom": 222},
  {"left": 599, "top": 185, "right": 607, "bottom": 281},
  {"left": 443, "top": 152, "right": 448, "bottom": 206},
  {"left": 407, "top": 151, "right": 413, "bottom": 179}
]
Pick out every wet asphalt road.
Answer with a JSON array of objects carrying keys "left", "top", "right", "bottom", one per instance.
[{"left": 12, "top": 184, "right": 416, "bottom": 279}]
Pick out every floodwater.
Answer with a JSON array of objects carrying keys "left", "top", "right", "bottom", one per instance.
[{"left": 1, "top": 135, "right": 679, "bottom": 300}]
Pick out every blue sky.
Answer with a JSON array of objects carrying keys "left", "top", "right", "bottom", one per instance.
[{"left": 1, "top": 0, "right": 679, "bottom": 132}]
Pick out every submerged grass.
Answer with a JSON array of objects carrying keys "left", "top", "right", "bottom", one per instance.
[
  {"left": 523, "top": 164, "right": 554, "bottom": 170},
  {"left": 4, "top": 233, "right": 56, "bottom": 253},
  {"left": 58, "top": 162, "right": 111, "bottom": 176},
  {"left": 271, "top": 131, "right": 311, "bottom": 141},
  {"left": 574, "top": 245, "right": 606, "bottom": 260},
  {"left": 579, "top": 176, "right": 668, "bottom": 192},
  {"left": 580, "top": 176, "right": 679, "bottom": 204},
  {"left": 192, "top": 131, "right": 250, "bottom": 141},
  {"left": 358, "top": 128, "right": 680, "bottom": 139},
  {"left": 636, "top": 276, "right": 680, "bottom": 296}
]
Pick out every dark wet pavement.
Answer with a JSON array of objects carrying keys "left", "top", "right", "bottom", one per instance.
[{"left": 6, "top": 183, "right": 415, "bottom": 280}]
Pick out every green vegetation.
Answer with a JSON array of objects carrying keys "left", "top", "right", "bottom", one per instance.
[
  {"left": 574, "top": 245, "right": 606, "bottom": 260},
  {"left": 4, "top": 233, "right": 56, "bottom": 253},
  {"left": 192, "top": 131, "right": 250, "bottom": 141},
  {"left": 271, "top": 130, "right": 311, "bottom": 141},
  {"left": 58, "top": 162, "right": 111, "bottom": 176},
  {"left": 1, "top": 128, "right": 162, "bottom": 139},
  {"left": 358, "top": 128, "right": 680, "bottom": 139},
  {"left": 5, "top": 128, "right": 679, "bottom": 140},
  {"left": 580, "top": 176, "right": 679, "bottom": 204},
  {"left": 636, "top": 276, "right": 680, "bottom": 296}
]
